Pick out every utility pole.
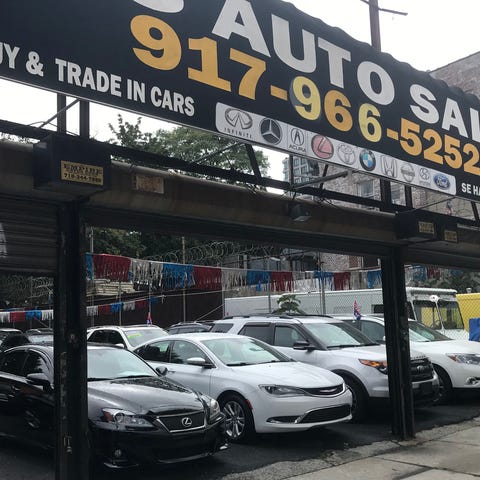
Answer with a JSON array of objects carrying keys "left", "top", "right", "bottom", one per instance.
[{"left": 362, "top": 0, "right": 408, "bottom": 207}]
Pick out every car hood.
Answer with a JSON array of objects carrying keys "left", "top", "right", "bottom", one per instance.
[
  {"left": 230, "top": 361, "right": 343, "bottom": 387},
  {"left": 411, "top": 339, "right": 480, "bottom": 355},
  {"left": 329, "top": 344, "right": 426, "bottom": 362},
  {"left": 88, "top": 376, "right": 203, "bottom": 414}
]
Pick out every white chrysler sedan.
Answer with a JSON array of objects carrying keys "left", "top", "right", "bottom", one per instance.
[{"left": 134, "top": 333, "right": 352, "bottom": 442}]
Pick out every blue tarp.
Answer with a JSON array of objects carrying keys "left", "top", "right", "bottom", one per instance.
[{"left": 468, "top": 317, "right": 480, "bottom": 341}]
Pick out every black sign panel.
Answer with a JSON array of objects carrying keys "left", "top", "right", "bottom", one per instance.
[{"left": 1, "top": 0, "right": 480, "bottom": 201}]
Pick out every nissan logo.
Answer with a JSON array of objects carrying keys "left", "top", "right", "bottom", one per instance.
[{"left": 181, "top": 417, "right": 193, "bottom": 428}]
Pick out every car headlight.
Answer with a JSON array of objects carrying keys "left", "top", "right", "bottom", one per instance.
[
  {"left": 102, "top": 408, "right": 154, "bottom": 429},
  {"left": 447, "top": 354, "right": 480, "bottom": 365},
  {"left": 201, "top": 395, "right": 222, "bottom": 422},
  {"left": 359, "top": 359, "right": 388, "bottom": 374},
  {"left": 260, "top": 385, "right": 307, "bottom": 397}
]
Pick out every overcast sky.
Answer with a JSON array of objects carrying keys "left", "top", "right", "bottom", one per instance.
[{"left": 1, "top": 0, "right": 478, "bottom": 178}]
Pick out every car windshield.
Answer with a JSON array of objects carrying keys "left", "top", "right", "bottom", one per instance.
[
  {"left": 125, "top": 327, "right": 168, "bottom": 347},
  {"left": 27, "top": 334, "right": 53, "bottom": 343},
  {"left": 87, "top": 347, "right": 157, "bottom": 380},
  {"left": 303, "top": 321, "right": 378, "bottom": 348},
  {"left": 202, "top": 337, "right": 290, "bottom": 366},
  {"left": 412, "top": 299, "right": 464, "bottom": 330},
  {"left": 408, "top": 321, "right": 451, "bottom": 342}
]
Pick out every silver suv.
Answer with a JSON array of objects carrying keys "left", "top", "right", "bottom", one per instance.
[
  {"left": 87, "top": 324, "right": 168, "bottom": 351},
  {"left": 212, "top": 316, "right": 439, "bottom": 421}
]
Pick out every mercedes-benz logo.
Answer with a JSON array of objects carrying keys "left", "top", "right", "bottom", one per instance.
[
  {"left": 181, "top": 417, "right": 193, "bottom": 428},
  {"left": 225, "top": 109, "right": 253, "bottom": 130},
  {"left": 260, "top": 118, "right": 282, "bottom": 144}
]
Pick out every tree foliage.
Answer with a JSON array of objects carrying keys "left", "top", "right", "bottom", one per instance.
[
  {"left": 273, "top": 294, "right": 306, "bottom": 315},
  {"left": 108, "top": 115, "right": 270, "bottom": 176},
  {"left": 93, "top": 116, "right": 270, "bottom": 260}
]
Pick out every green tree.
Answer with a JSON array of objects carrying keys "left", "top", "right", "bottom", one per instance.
[
  {"left": 108, "top": 115, "right": 270, "bottom": 177},
  {"left": 92, "top": 116, "right": 270, "bottom": 260},
  {"left": 273, "top": 294, "right": 306, "bottom": 315}
]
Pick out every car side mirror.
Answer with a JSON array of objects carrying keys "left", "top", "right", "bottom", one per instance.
[
  {"left": 156, "top": 366, "right": 168, "bottom": 376},
  {"left": 293, "top": 340, "right": 315, "bottom": 351},
  {"left": 186, "top": 357, "right": 214, "bottom": 368},
  {"left": 27, "top": 372, "right": 52, "bottom": 391}
]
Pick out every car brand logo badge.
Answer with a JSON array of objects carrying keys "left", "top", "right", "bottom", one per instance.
[
  {"left": 419, "top": 168, "right": 430, "bottom": 181},
  {"left": 225, "top": 109, "right": 253, "bottom": 130},
  {"left": 381, "top": 155, "right": 397, "bottom": 178},
  {"left": 290, "top": 128, "right": 305, "bottom": 147},
  {"left": 181, "top": 417, "right": 193, "bottom": 428},
  {"left": 338, "top": 144, "right": 355, "bottom": 165},
  {"left": 311, "top": 135, "right": 334, "bottom": 159},
  {"left": 359, "top": 149, "right": 376, "bottom": 171},
  {"left": 401, "top": 163, "right": 415, "bottom": 183},
  {"left": 260, "top": 118, "right": 282, "bottom": 144},
  {"left": 433, "top": 174, "right": 451, "bottom": 190}
]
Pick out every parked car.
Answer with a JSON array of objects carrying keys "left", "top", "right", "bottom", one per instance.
[
  {"left": 211, "top": 316, "right": 439, "bottom": 421},
  {"left": 0, "top": 329, "right": 29, "bottom": 352},
  {"left": 335, "top": 314, "right": 480, "bottom": 404},
  {"left": 167, "top": 322, "right": 212, "bottom": 334},
  {"left": 0, "top": 343, "right": 227, "bottom": 468},
  {"left": 86, "top": 324, "right": 168, "bottom": 351},
  {"left": 133, "top": 332, "right": 352, "bottom": 442},
  {"left": 24, "top": 330, "right": 54, "bottom": 344}
]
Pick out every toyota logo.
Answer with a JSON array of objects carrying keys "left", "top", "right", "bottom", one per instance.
[{"left": 181, "top": 417, "right": 193, "bottom": 428}]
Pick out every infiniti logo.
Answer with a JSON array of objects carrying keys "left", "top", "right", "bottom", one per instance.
[
  {"left": 181, "top": 417, "right": 193, "bottom": 428},
  {"left": 225, "top": 109, "right": 253, "bottom": 130}
]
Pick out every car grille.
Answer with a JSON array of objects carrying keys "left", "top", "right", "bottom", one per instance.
[
  {"left": 153, "top": 410, "right": 206, "bottom": 433},
  {"left": 410, "top": 357, "right": 434, "bottom": 382},
  {"left": 298, "top": 404, "right": 351, "bottom": 423},
  {"left": 303, "top": 384, "right": 345, "bottom": 396}
]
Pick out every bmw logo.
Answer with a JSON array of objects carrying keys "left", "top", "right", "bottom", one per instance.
[
  {"left": 433, "top": 174, "right": 451, "bottom": 190},
  {"left": 359, "top": 149, "right": 376, "bottom": 171}
]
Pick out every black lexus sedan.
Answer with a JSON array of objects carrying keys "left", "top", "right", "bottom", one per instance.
[{"left": 0, "top": 344, "right": 227, "bottom": 468}]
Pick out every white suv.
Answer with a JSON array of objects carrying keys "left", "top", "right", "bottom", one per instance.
[
  {"left": 212, "top": 316, "right": 439, "bottom": 421},
  {"left": 86, "top": 324, "right": 168, "bottom": 351},
  {"left": 335, "top": 314, "right": 480, "bottom": 404}
]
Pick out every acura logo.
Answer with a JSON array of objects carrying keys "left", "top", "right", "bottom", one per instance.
[
  {"left": 181, "top": 417, "right": 193, "bottom": 428},
  {"left": 225, "top": 109, "right": 253, "bottom": 130}
]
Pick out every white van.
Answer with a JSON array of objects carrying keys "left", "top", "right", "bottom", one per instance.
[{"left": 224, "top": 287, "right": 468, "bottom": 340}]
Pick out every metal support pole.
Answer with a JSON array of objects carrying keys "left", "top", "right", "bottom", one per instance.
[
  {"left": 381, "top": 248, "right": 415, "bottom": 439},
  {"left": 368, "top": 0, "right": 392, "bottom": 208},
  {"left": 54, "top": 202, "right": 89, "bottom": 480},
  {"left": 57, "top": 94, "right": 67, "bottom": 133}
]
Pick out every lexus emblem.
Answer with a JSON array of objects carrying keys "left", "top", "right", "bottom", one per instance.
[
  {"left": 260, "top": 118, "right": 282, "bottom": 144},
  {"left": 181, "top": 417, "right": 193, "bottom": 428}
]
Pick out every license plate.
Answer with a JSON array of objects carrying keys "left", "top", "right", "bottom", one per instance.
[{"left": 420, "top": 382, "right": 433, "bottom": 395}]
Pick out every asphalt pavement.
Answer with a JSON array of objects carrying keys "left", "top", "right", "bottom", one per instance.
[{"left": 1, "top": 398, "right": 479, "bottom": 480}]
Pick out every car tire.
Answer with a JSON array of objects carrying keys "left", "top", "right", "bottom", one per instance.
[
  {"left": 219, "top": 394, "right": 255, "bottom": 443},
  {"left": 433, "top": 366, "right": 453, "bottom": 405},
  {"left": 343, "top": 376, "right": 368, "bottom": 422}
]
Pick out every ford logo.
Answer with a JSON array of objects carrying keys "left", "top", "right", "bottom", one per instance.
[
  {"left": 433, "top": 174, "right": 450, "bottom": 190},
  {"left": 181, "top": 417, "right": 193, "bottom": 428}
]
